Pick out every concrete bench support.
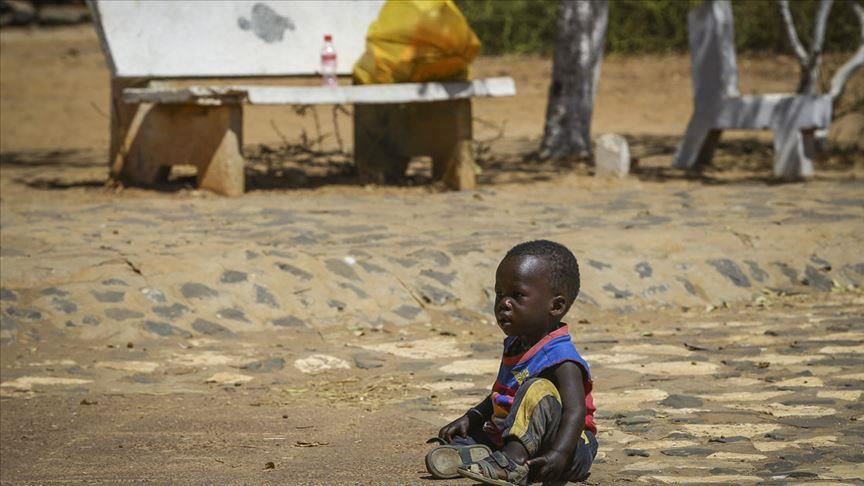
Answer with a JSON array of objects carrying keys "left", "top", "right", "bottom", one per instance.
[
  {"left": 354, "top": 99, "right": 475, "bottom": 190},
  {"left": 674, "top": 0, "right": 831, "bottom": 178},
  {"left": 110, "top": 80, "right": 245, "bottom": 196},
  {"left": 114, "top": 78, "right": 513, "bottom": 194}
]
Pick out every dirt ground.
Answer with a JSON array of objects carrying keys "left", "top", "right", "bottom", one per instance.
[{"left": 1, "top": 25, "right": 863, "bottom": 485}]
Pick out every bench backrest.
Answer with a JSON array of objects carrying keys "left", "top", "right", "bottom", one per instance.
[
  {"left": 688, "top": 0, "right": 740, "bottom": 104},
  {"left": 89, "top": 0, "right": 384, "bottom": 78}
]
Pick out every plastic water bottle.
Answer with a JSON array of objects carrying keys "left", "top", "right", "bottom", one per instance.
[{"left": 321, "top": 34, "right": 338, "bottom": 87}]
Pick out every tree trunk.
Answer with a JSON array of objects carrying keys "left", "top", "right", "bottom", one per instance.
[
  {"left": 540, "top": 0, "right": 609, "bottom": 160},
  {"left": 828, "top": 1, "right": 864, "bottom": 111},
  {"left": 779, "top": 0, "right": 834, "bottom": 95}
]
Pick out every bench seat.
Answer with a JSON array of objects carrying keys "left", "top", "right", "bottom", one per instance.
[{"left": 123, "top": 77, "right": 516, "bottom": 105}]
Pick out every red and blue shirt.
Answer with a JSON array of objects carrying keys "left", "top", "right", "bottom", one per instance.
[{"left": 488, "top": 325, "right": 596, "bottom": 442}]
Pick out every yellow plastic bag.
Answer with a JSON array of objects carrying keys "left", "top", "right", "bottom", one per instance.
[{"left": 353, "top": 0, "right": 481, "bottom": 84}]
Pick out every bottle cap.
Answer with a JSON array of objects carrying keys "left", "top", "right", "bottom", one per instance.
[{"left": 324, "top": 34, "right": 333, "bottom": 41}]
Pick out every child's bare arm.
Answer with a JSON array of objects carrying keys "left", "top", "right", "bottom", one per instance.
[
  {"left": 437, "top": 396, "right": 492, "bottom": 443},
  {"left": 527, "top": 361, "right": 586, "bottom": 481}
]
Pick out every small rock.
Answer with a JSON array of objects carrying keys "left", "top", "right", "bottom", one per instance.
[
  {"left": 0, "top": 288, "right": 18, "bottom": 301},
  {"left": 420, "top": 269, "right": 456, "bottom": 286},
  {"left": 241, "top": 358, "right": 285, "bottom": 373},
  {"left": 594, "top": 133, "right": 630, "bottom": 177},
  {"left": 802, "top": 265, "right": 833, "bottom": 291},
  {"left": 220, "top": 270, "right": 247, "bottom": 283},
  {"left": 255, "top": 285, "right": 279, "bottom": 309},
  {"left": 661, "top": 447, "right": 713, "bottom": 457},
  {"left": 617, "top": 415, "right": 652, "bottom": 426},
  {"left": 5, "top": 307, "right": 41, "bottom": 321},
  {"left": 275, "top": 262, "right": 312, "bottom": 280},
  {"left": 93, "top": 290, "right": 125, "bottom": 303},
  {"left": 660, "top": 394, "right": 703, "bottom": 409},
  {"left": 327, "top": 299, "right": 346, "bottom": 311},
  {"left": 624, "top": 449, "right": 650, "bottom": 457},
  {"left": 205, "top": 373, "right": 253, "bottom": 385},
  {"left": 52, "top": 298, "right": 77, "bottom": 314},
  {"left": 140, "top": 288, "right": 167, "bottom": 303},
  {"left": 272, "top": 316, "right": 306, "bottom": 328},
  {"left": 180, "top": 282, "right": 218, "bottom": 300},
  {"left": 40, "top": 287, "right": 67, "bottom": 297},
  {"left": 325, "top": 258, "right": 361, "bottom": 281},
  {"left": 294, "top": 354, "right": 351, "bottom": 374},
  {"left": 144, "top": 320, "right": 192, "bottom": 338},
  {"left": 635, "top": 262, "right": 653, "bottom": 279},
  {"left": 708, "top": 436, "right": 749, "bottom": 444},
  {"left": 217, "top": 308, "right": 249, "bottom": 323},
  {"left": 192, "top": 319, "right": 234, "bottom": 337},
  {"left": 105, "top": 308, "right": 143, "bottom": 321},
  {"left": 393, "top": 305, "right": 422, "bottom": 320},
  {"left": 707, "top": 259, "right": 751, "bottom": 288},
  {"left": 152, "top": 303, "right": 189, "bottom": 320},
  {"left": 353, "top": 353, "right": 386, "bottom": 370}
]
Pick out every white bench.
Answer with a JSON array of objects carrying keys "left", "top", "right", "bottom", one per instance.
[
  {"left": 674, "top": 0, "right": 832, "bottom": 178},
  {"left": 88, "top": 0, "right": 515, "bottom": 195}
]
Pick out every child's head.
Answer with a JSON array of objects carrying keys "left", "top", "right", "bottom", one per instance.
[{"left": 494, "top": 240, "right": 580, "bottom": 339}]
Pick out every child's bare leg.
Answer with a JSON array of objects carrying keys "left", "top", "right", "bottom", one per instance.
[{"left": 502, "top": 438, "right": 529, "bottom": 464}]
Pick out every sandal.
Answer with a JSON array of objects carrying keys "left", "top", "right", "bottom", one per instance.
[
  {"left": 425, "top": 441, "right": 492, "bottom": 479},
  {"left": 457, "top": 450, "right": 529, "bottom": 486}
]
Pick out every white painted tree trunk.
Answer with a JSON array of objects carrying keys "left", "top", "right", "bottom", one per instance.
[
  {"left": 779, "top": 0, "right": 864, "bottom": 107},
  {"left": 779, "top": 0, "right": 833, "bottom": 95},
  {"left": 828, "top": 1, "right": 864, "bottom": 109},
  {"left": 540, "top": 0, "right": 608, "bottom": 160}
]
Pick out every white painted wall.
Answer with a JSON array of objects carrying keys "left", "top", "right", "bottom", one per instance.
[{"left": 91, "top": 0, "right": 384, "bottom": 77}]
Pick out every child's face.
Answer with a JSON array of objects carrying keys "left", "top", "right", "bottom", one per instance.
[{"left": 494, "top": 255, "right": 560, "bottom": 340}]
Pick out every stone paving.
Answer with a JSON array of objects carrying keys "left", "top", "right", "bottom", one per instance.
[
  {"left": 2, "top": 180, "right": 862, "bottom": 345},
  {"left": 1, "top": 178, "right": 863, "bottom": 483}
]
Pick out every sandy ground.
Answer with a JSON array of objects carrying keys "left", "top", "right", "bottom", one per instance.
[{"left": 1, "top": 25, "right": 864, "bottom": 485}]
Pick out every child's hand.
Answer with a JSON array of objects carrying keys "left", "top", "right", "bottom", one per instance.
[
  {"left": 437, "top": 414, "right": 471, "bottom": 443},
  {"left": 526, "top": 449, "right": 569, "bottom": 482}
]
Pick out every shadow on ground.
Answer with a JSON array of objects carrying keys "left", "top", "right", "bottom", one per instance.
[{"left": 3, "top": 134, "right": 860, "bottom": 193}]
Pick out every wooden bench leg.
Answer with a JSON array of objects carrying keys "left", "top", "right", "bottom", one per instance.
[
  {"left": 116, "top": 101, "right": 245, "bottom": 196},
  {"left": 110, "top": 77, "right": 150, "bottom": 180}
]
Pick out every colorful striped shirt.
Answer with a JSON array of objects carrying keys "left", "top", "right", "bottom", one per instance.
[{"left": 488, "top": 325, "right": 596, "bottom": 443}]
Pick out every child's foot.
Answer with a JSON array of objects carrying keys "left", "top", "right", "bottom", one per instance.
[{"left": 457, "top": 451, "right": 529, "bottom": 486}]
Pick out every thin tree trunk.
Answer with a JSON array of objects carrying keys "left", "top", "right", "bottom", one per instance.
[
  {"left": 828, "top": 1, "right": 864, "bottom": 110},
  {"left": 540, "top": 0, "right": 608, "bottom": 160},
  {"left": 779, "top": 0, "right": 834, "bottom": 95}
]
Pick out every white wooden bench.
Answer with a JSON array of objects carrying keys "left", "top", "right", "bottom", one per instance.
[
  {"left": 88, "top": 0, "right": 515, "bottom": 195},
  {"left": 674, "top": 0, "right": 832, "bottom": 178}
]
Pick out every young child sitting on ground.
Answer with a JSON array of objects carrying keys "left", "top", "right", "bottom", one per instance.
[{"left": 425, "top": 240, "right": 597, "bottom": 485}]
